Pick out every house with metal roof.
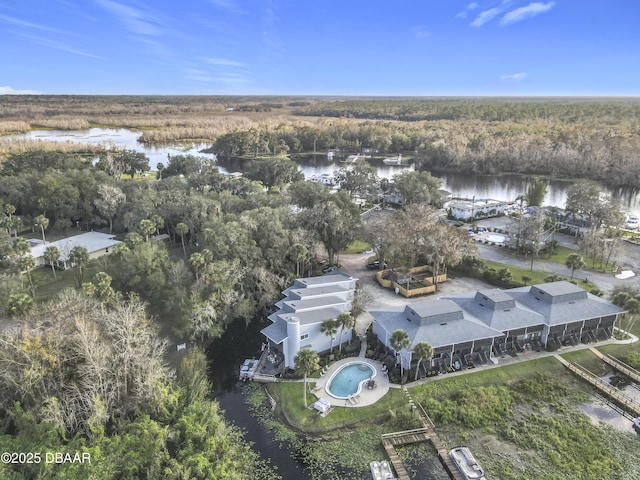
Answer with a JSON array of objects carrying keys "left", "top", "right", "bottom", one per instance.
[
  {"left": 371, "top": 281, "right": 625, "bottom": 371},
  {"left": 29, "top": 231, "right": 121, "bottom": 269},
  {"left": 261, "top": 271, "right": 358, "bottom": 370}
]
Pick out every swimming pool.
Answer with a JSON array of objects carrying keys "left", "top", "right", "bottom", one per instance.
[
  {"left": 487, "top": 234, "right": 506, "bottom": 243},
  {"left": 326, "top": 362, "right": 376, "bottom": 399}
]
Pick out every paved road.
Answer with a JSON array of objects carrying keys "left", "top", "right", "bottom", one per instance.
[{"left": 464, "top": 217, "right": 640, "bottom": 292}]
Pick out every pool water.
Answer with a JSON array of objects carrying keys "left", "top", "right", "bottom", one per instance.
[{"left": 327, "top": 362, "right": 376, "bottom": 399}]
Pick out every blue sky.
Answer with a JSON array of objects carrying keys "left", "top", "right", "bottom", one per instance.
[{"left": 1, "top": 1, "right": 639, "bottom": 95}]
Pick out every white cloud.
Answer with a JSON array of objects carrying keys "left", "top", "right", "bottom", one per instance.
[
  {"left": 202, "top": 57, "right": 247, "bottom": 67},
  {"left": 471, "top": 8, "right": 501, "bottom": 27},
  {"left": 413, "top": 26, "right": 431, "bottom": 38},
  {"left": 457, "top": 2, "right": 479, "bottom": 19},
  {"left": 0, "top": 86, "right": 41, "bottom": 95},
  {"left": 94, "top": 0, "right": 161, "bottom": 36},
  {"left": 500, "top": 72, "right": 528, "bottom": 81},
  {"left": 501, "top": 2, "right": 555, "bottom": 25}
]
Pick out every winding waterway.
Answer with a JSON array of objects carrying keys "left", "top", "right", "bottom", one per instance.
[{"left": 8, "top": 128, "right": 640, "bottom": 211}]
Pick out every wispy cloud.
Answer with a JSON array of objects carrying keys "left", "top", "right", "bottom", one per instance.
[
  {"left": 501, "top": 2, "right": 555, "bottom": 25},
  {"left": 189, "top": 55, "right": 250, "bottom": 87},
  {"left": 262, "top": 2, "right": 283, "bottom": 55},
  {"left": 457, "top": 2, "right": 479, "bottom": 19},
  {"left": 0, "top": 86, "right": 41, "bottom": 95},
  {"left": 412, "top": 26, "right": 431, "bottom": 39},
  {"left": 18, "top": 31, "right": 104, "bottom": 59},
  {"left": 0, "top": 14, "right": 60, "bottom": 33},
  {"left": 202, "top": 57, "right": 247, "bottom": 67},
  {"left": 94, "top": 0, "right": 161, "bottom": 36},
  {"left": 208, "top": 0, "right": 246, "bottom": 15},
  {"left": 500, "top": 72, "right": 528, "bottom": 81},
  {"left": 471, "top": 8, "right": 501, "bottom": 27}
]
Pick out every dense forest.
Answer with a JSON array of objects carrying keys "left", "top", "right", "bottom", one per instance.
[
  {"left": 0, "top": 146, "right": 377, "bottom": 478},
  {"left": 1, "top": 95, "right": 639, "bottom": 478},
  {"left": 2, "top": 96, "right": 640, "bottom": 188}
]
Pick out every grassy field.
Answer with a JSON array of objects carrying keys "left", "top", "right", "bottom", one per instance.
[
  {"left": 266, "top": 347, "right": 640, "bottom": 480},
  {"left": 341, "top": 239, "right": 371, "bottom": 254},
  {"left": 481, "top": 259, "right": 600, "bottom": 291}
]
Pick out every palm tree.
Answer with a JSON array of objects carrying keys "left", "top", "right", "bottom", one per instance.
[
  {"left": 565, "top": 253, "right": 585, "bottom": 280},
  {"left": 389, "top": 329, "right": 411, "bottom": 382},
  {"left": 176, "top": 222, "right": 189, "bottom": 259},
  {"left": 43, "top": 246, "right": 60, "bottom": 278},
  {"left": 17, "top": 255, "right": 36, "bottom": 297},
  {"left": 413, "top": 342, "right": 434, "bottom": 381},
  {"left": 294, "top": 348, "right": 320, "bottom": 407},
  {"left": 139, "top": 219, "right": 156, "bottom": 242},
  {"left": 336, "top": 312, "right": 354, "bottom": 352},
  {"left": 320, "top": 318, "right": 339, "bottom": 353},
  {"left": 34, "top": 215, "right": 49, "bottom": 243},
  {"left": 151, "top": 214, "right": 164, "bottom": 236},
  {"left": 69, "top": 245, "right": 90, "bottom": 286}
]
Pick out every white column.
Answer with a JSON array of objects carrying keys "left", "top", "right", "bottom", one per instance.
[{"left": 286, "top": 316, "right": 301, "bottom": 369}]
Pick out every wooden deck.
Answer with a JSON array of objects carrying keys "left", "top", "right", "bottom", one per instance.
[{"left": 556, "top": 354, "right": 640, "bottom": 417}]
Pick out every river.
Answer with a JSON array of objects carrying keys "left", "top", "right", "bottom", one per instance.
[
  {"left": 8, "top": 128, "right": 640, "bottom": 211},
  {"left": 207, "top": 315, "right": 312, "bottom": 480}
]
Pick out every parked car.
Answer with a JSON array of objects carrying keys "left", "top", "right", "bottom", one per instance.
[
  {"left": 366, "top": 260, "right": 388, "bottom": 270},
  {"left": 322, "top": 265, "right": 338, "bottom": 274}
]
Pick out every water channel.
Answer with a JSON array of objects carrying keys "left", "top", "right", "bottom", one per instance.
[{"left": 8, "top": 128, "right": 640, "bottom": 211}]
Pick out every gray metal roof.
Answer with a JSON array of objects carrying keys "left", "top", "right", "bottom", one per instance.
[
  {"left": 407, "top": 300, "right": 461, "bottom": 318},
  {"left": 282, "top": 295, "right": 348, "bottom": 312},
  {"left": 288, "top": 284, "right": 350, "bottom": 299},
  {"left": 29, "top": 231, "right": 120, "bottom": 261},
  {"left": 372, "top": 281, "right": 624, "bottom": 349},
  {"left": 371, "top": 308, "right": 504, "bottom": 350},
  {"left": 261, "top": 318, "right": 288, "bottom": 344},
  {"left": 294, "top": 270, "right": 356, "bottom": 287},
  {"left": 278, "top": 307, "right": 344, "bottom": 326},
  {"left": 507, "top": 282, "right": 625, "bottom": 326}
]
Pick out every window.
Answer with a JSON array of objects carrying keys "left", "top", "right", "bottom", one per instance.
[{"left": 300, "top": 333, "right": 309, "bottom": 340}]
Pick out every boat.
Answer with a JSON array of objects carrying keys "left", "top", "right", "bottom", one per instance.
[
  {"left": 383, "top": 154, "right": 404, "bottom": 166},
  {"left": 369, "top": 461, "right": 396, "bottom": 480},
  {"left": 239, "top": 359, "right": 258, "bottom": 381},
  {"left": 449, "top": 447, "right": 486, "bottom": 480}
]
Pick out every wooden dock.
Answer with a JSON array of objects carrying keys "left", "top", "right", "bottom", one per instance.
[
  {"left": 377, "top": 388, "right": 464, "bottom": 480},
  {"left": 589, "top": 348, "right": 640, "bottom": 384},
  {"left": 381, "top": 428, "right": 430, "bottom": 480},
  {"left": 556, "top": 354, "right": 640, "bottom": 417}
]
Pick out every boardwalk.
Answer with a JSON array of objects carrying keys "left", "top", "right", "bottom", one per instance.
[
  {"left": 589, "top": 348, "right": 640, "bottom": 384},
  {"left": 555, "top": 354, "right": 640, "bottom": 417}
]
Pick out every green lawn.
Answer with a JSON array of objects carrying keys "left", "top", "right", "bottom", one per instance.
[
  {"left": 341, "top": 239, "right": 371, "bottom": 254},
  {"left": 31, "top": 261, "right": 104, "bottom": 303},
  {"left": 269, "top": 382, "right": 410, "bottom": 433},
  {"left": 560, "top": 349, "right": 611, "bottom": 376},
  {"left": 481, "top": 259, "right": 599, "bottom": 291}
]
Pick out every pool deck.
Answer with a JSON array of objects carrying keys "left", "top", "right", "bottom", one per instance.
[{"left": 310, "top": 357, "right": 390, "bottom": 408}]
